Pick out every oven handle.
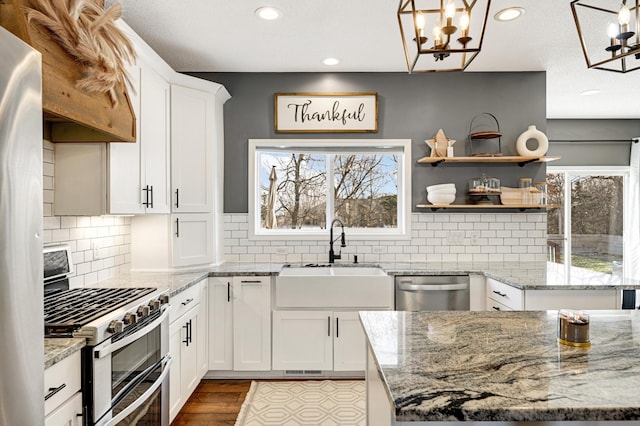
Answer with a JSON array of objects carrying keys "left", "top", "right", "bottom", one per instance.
[
  {"left": 95, "top": 304, "right": 170, "bottom": 360},
  {"left": 97, "top": 354, "right": 172, "bottom": 426}
]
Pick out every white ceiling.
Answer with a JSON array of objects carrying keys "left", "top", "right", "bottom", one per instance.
[{"left": 116, "top": 0, "right": 640, "bottom": 119}]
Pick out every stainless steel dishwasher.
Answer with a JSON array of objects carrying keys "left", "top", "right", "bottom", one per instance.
[{"left": 395, "top": 275, "right": 470, "bottom": 311}]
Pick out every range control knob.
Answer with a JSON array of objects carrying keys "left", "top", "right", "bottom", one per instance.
[
  {"left": 107, "top": 320, "right": 124, "bottom": 334},
  {"left": 159, "top": 294, "right": 169, "bottom": 305},
  {"left": 123, "top": 312, "right": 137, "bottom": 325},
  {"left": 149, "top": 299, "right": 161, "bottom": 311},
  {"left": 137, "top": 305, "right": 150, "bottom": 318}
]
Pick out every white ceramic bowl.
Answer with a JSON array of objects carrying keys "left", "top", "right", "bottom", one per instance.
[
  {"left": 427, "top": 186, "right": 456, "bottom": 195},
  {"left": 426, "top": 183, "right": 456, "bottom": 192},
  {"left": 427, "top": 192, "right": 456, "bottom": 205}
]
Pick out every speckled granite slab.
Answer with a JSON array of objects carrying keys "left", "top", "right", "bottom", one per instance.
[
  {"left": 91, "top": 271, "right": 208, "bottom": 296},
  {"left": 44, "top": 338, "right": 85, "bottom": 369},
  {"left": 360, "top": 310, "right": 640, "bottom": 422}
]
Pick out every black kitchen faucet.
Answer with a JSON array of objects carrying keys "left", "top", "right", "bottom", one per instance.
[{"left": 329, "top": 218, "right": 346, "bottom": 263}]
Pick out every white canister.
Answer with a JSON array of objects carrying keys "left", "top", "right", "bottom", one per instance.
[{"left": 516, "top": 125, "right": 549, "bottom": 157}]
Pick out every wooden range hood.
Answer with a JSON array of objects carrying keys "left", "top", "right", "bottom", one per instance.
[{"left": 0, "top": 0, "right": 136, "bottom": 142}]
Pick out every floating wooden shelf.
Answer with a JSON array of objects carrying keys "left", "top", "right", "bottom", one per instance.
[
  {"left": 417, "top": 156, "right": 561, "bottom": 167},
  {"left": 416, "top": 204, "right": 559, "bottom": 211}
]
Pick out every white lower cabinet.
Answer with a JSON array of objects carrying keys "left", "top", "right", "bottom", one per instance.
[
  {"left": 44, "top": 393, "right": 82, "bottom": 426},
  {"left": 44, "top": 351, "right": 82, "bottom": 426},
  {"left": 208, "top": 276, "right": 271, "bottom": 372},
  {"left": 486, "top": 277, "right": 620, "bottom": 311},
  {"left": 273, "top": 310, "right": 366, "bottom": 372},
  {"left": 169, "top": 280, "right": 206, "bottom": 422}
]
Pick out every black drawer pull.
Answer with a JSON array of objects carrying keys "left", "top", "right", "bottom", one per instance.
[
  {"left": 181, "top": 298, "right": 194, "bottom": 306},
  {"left": 493, "top": 290, "right": 507, "bottom": 297},
  {"left": 492, "top": 306, "right": 501, "bottom": 311},
  {"left": 45, "top": 383, "right": 66, "bottom": 401}
]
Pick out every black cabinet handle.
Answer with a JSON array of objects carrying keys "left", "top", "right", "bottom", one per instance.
[
  {"left": 181, "top": 298, "right": 194, "bottom": 306},
  {"left": 327, "top": 316, "right": 331, "bottom": 337},
  {"left": 493, "top": 290, "right": 507, "bottom": 298},
  {"left": 188, "top": 319, "right": 193, "bottom": 344},
  {"left": 336, "top": 317, "right": 340, "bottom": 338},
  {"left": 45, "top": 383, "right": 66, "bottom": 401},
  {"left": 149, "top": 185, "right": 154, "bottom": 208},
  {"left": 175, "top": 218, "right": 180, "bottom": 237},
  {"left": 240, "top": 280, "right": 262, "bottom": 284},
  {"left": 175, "top": 188, "right": 180, "bottom": 208},
  {"left": 227, "top": 282, "right": 231, "bottom": 302},
  {"left": 142, "top": 185, "right": 150, "bottom": 207},
  {"left": 183, "top": 321, "right": 189, "bottom": 346},
  {"left": 492, "top": 306, "right": 501, "bottom": 311}
]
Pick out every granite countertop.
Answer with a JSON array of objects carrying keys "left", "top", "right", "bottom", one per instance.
[
  {"left": 360, "top": 310, "right": 640, "bottom": 422},
  {"left": 44, "top": 338, "right": 86, "bottom": 369}
]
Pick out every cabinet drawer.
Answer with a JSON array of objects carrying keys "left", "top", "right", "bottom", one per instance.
[
  {"left": 486, "top": 278, "right": 522, "bottom": 310},
  {"left": 170, "top": 280, "right": 202, "bottom": 324},
  {"left": 44, "top": 351, "right": 81, "bottom": 416},
  {"left": 486, "top": 298, "right": 513, "bottom": 312}
]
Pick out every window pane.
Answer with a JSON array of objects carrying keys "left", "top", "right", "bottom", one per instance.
[
  {"left": 546, "top": 172, "right": 565, "bottom": 264},
  {"left": 333, "top": 154, "right": 398, "bottom": 229},
  {"left": 570, "top": 175, "right": 623, "bottom": 274},
  {"left": 258, "top": 152, "right": 326, "bottom": 230}
]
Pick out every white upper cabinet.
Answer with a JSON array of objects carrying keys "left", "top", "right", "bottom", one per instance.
[
  {"left": 55, "top": 61, "right": 171, "bottom": 216},
  {"left": 109, "top": 62, "right": 170, "bottom": 215},
  {"left": 138, "top": 65, "right": 171, "bottom": 213},
  {"left": 171, "top": 85, "right": 214, "bottom": 213}
]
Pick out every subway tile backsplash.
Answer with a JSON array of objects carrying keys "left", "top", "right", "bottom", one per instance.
[
  {"left": 43, "top": 141, "right": 131, "bottom": 288},
  {"left": 222, "top": 213, "right": 548, "bottom": 264}
]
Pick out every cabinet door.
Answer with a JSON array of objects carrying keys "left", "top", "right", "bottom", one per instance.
[
  {"left": 209, "top": 277, "right": 233, "bottom": 370},
  {"left": 272, "top": 311, "right": 333, "bottom": 371},
  {"left": 108, "top": 64, "right": 144, "bottom": 215},
  {"left": 169, "top": 305, "right": 200, "bottom": 422},
  {"left": 334, "top": 311, "right": 366, "bottom": 371},
  {"left": 44, "top": 392, "right": 82, "bottom": 426},
  {"left": 197, "top": 282, "right": 208, "bottom": 379},
  {"left": 232, "top": 277, "right": 271, "bottom": 371},
  {"left": 140, "top": 66, "right": 170, "bottom": 214},
  {"left": 168, "top": 319, "right": 183, "bottom": 422},
  {"left": 171, "top": 85, "right": 214, "bottom": 213},
  {"left": 171, "top": 213, "right": 214, "bottom": 267}
]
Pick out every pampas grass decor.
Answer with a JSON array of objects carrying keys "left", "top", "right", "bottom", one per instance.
[{"left": 26, "top": 0, "right": 137, "bottom": 107}]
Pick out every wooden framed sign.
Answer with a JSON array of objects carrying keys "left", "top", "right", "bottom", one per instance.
[{"left": 274, "top": 92, "right": 378, "bottom": 133}]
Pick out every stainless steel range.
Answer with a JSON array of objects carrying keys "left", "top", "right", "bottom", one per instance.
[{"left": 44, "top": 245, "right": 171, "bottom": 426}]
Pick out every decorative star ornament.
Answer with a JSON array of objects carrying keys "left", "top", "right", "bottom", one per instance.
[{"left": 425, "top": 129, "right": 456, "bottom": 157}]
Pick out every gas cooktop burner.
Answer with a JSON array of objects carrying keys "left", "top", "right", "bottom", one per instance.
[{"left": 44, "top": 287, "right": 156, "bottom": 337}]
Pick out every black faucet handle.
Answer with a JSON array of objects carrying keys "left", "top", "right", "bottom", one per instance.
[{"left": 340, "top": 232, "right": 346, "bottom": 247}]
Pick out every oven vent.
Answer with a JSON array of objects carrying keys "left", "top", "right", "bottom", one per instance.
[{"left": 284, "top": 370, "right": 323, "bottom": 375}]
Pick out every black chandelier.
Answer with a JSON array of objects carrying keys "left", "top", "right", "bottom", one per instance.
[
  {"left": 397, "top": 0, "right": 491, "bottom": 72},
  {"left": 571, "top": 0, "right": 640, "bottom": 73}
]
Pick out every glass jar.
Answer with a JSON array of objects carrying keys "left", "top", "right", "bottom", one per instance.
[
  {"left": 518, "top": 177, "right": 532, "bottom": 204},
  {"left": 534, "top": 181, "right": 547, "bottom": 205}
]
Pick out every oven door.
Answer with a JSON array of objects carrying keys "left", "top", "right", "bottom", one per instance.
[{"left": 88, "top": 305, "right": 170, "bottom": 426}]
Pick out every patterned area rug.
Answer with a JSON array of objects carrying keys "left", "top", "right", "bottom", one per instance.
[{"left": 235, "top": 380, "right": 365, "bottom": 426}]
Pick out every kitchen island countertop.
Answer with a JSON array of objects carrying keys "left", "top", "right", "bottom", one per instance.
[{"left": 360, "top": 310, "right": 640, "bottom": 423}]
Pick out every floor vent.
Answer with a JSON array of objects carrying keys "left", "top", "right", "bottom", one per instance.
[{"left": 284, "top": 370, "right": 323, "bottom": 375}]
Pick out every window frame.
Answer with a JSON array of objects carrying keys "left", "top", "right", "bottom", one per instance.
[
  {"left": 248, "top": 139, "right": 412, "bottom": 240},
  {"left": 547, "top": 165, "right": 630, "bottom": 277}
]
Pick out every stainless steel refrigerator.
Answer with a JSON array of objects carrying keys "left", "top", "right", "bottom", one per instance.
[{"left": 0, "top": 26, "right": 44, "bottom": 425}]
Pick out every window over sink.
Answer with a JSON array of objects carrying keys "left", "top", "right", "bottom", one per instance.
[{"left": 248, "top": 139, "right": 411, "bottom": 239}]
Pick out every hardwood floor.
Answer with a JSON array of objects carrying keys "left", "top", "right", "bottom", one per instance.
[{"left": 171, "top": 380, "right": 252, "bottom": 426}]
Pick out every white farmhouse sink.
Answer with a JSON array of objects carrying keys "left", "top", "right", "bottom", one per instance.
[
  {"left": 278, "top": 266, "right": 386, "bottom": 277},
  {"left": 276, "top": 265, "right": 392, "bottom": 308}
]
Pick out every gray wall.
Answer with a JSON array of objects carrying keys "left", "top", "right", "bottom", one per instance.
[
  {"left": 547, "top": 119, "right": 640, "bottom": 167},
  {"left": 189, "top": 72, "right": 547, "bottom": 213}
]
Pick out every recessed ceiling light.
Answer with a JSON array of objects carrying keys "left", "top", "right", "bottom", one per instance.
[
  {"left": 255, "top": 6, "right": 281, "bottom": 20},
  {"left": 494, "top": 7, "right": 525, "bottom": 22},
  {"left": 322, "top": 57, "right": 340, "bottom": 66},
  {"left": 580, "top": 89, "right": 601, "bottom": 96}
]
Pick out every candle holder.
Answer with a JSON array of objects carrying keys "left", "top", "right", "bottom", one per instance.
[{"left": 557, "top": 310, "right": 590, "bottom": 347}]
